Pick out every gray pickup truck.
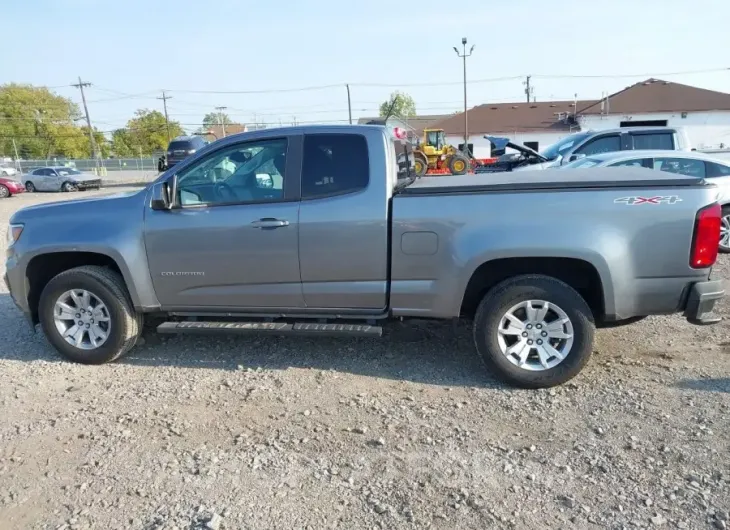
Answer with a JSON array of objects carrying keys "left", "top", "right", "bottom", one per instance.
[{"left": 4, "top": 125, "right": 725, "bottom": 388}]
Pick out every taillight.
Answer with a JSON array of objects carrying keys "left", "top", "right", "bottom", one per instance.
[{"left": 690, "top": 203, "right": 721, "bottom": 268}]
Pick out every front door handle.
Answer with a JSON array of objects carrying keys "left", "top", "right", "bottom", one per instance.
[{"left": 251, "top": 218, "right": 289, "bottom": 229}]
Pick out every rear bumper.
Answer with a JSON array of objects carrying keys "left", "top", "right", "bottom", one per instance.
[{"left": 684, "top": 279, "right": 724, "bottom": 325}]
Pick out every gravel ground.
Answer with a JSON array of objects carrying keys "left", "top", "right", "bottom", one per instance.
[{"left": 0, "top": 189, "right": 728, "bottom": 530}]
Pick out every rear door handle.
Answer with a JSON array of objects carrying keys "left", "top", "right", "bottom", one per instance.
[{"left": 251, "top": 218, "right": 289, "bottom": 229}]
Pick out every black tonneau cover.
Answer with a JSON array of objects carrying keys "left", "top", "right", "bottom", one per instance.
[{"left": 399, "top": 166, "right": 707, "bottom": 195}]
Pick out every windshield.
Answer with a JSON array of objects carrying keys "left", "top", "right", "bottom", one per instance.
[
  {"left": 56, "top": 168, "right": 82, "bottom": 175},
  {"left": 562, "top": 157, "right": 602, "bottom": 169},
  {"left": 540, "top": 132, "right": 592, "bottom": 161}
]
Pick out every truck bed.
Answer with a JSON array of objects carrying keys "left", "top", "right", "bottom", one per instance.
[{"left": 399, "top": 166, "right": 705, "bottom": 195}]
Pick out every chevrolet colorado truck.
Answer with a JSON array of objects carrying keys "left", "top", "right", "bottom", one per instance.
[{"left": 4, "top": 125, "right": 725, "bottom": 388}]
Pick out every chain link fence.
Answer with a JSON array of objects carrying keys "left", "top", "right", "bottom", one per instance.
[{"left": 15, "top": 157, "right": 160, "bottom": 173}]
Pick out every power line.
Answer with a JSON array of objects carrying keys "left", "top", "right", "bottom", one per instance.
[{"left": 533, "top": 67, "right": 730, "bottom": 79}]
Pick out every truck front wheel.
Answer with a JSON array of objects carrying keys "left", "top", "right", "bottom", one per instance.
[
  {"left": 473, "top": 274, "right": 595, "bottom": 388},
  {"left": 38, "top": 265, "right": 142, "bottom": 364}
]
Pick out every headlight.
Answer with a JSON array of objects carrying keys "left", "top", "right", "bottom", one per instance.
[{"left": 7, "top": 223, "right": 23, "bottom": 247}]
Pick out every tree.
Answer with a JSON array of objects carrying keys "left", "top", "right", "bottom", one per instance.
[
  {"left": 379, "top": 91, "right": 417, "bottom": 119},
  {"left": 202, "top": 111, "right": 233, "bottom": 129},
  {"left": 111, "top": 129, "right": 134, "bottom": 157},
  {"left": 0, "top": 83, "right": 86, "bottom": 159},
  {"left": 119, "top": 109, "right": 184, "bottom": 156}
]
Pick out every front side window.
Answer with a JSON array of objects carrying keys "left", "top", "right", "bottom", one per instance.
[
  {"left": 301, "top": 134, "right": 369, "bottom": 199},
  {"left": 175, "top": 138, "right": 288, "bottom": 206},
  {"left": 575, "top": 135, "right": 621, "bottom": 156},
  {"left": 632, "top": 133, "right": 673, "bottom": 150},
  {"left": 653, "top": 157, "right": 706, "bottom": 178},
  {"left": 563, "top": 157, "right": 601, "bottom": 168},
  {"left": 609, "top": 158, "right": 650, "bottom": 168}
]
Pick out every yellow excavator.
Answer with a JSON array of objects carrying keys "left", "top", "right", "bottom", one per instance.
[{"left": 412, "top": 128, "right": 471, "bottom": 176}]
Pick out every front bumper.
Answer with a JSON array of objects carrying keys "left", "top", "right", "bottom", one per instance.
[
  {"left": 684, "top": 279, "right": 724, "bottom": 325},
  {"left": 76, "top": 179, "right": 102, "bottom": 190},
  {"left": 4, "top": 271, "right": 34, "bottom": 329}
]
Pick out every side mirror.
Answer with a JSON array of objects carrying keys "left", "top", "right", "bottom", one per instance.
[
  {"left": 150, "top": 175, "right": 177, "bottom": 210},
  {"left": 569, "top": 153, "right": 586, "bottom": 163},
  {"left": 255, "top": 173, "right": 274, "bottom": 189}
]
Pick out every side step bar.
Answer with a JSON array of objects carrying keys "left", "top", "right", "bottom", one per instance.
[{"left": 156, "top": 321, "right": 383, "bottom": 338}]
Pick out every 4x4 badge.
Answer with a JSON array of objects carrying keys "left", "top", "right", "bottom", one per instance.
[{"left": 614, "top": 196, "right": 683, "bottom": 205}]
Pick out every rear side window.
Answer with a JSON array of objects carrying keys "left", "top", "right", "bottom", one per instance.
[
  {"left": 301, "top": 134, "right": 369, "bottom": 199},
  {"left": 576, "top": 135, "right": 621, "bottom": 156},
  {"left": 706, "top": 161, "right": 730, "bottom": 177},
  {"left": 653, "top": 157, "right": 706, "bottom": 178},
  {"left": 632, "top": 133, "right": 673, "bottom": 150}
]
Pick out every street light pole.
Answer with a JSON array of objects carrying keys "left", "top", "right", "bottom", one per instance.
[{"left": 453, "top": 38, "right": 475, "bottom": 155}]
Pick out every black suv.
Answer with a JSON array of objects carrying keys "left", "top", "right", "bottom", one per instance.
[{"left": 164, "top": 136, "right": 208, "bottom": 169}]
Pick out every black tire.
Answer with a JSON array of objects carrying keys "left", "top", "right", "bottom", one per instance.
[
  {"left": 39, "top": 266, "right": 142, "bottom": 364},
  {"left": 414, "top": 156, "right": 428, "bottom": 177},
  {"left": 25, "top": 181, "right": 35, "bottom": 192},
  {"left": 448, "top": 154, "right": 470, "bottom": 175},
  {"left": 720, "top": 206, "right": 730, "bottom": 254},
  {"left": 473, "top": 274, "right": 595, "bottom": 388},
  {"left": 0, "top": 185, "right": 8, "bottom": 198},
  {"left": 62, "top": 181, "right": 77, "bottom": 192}
]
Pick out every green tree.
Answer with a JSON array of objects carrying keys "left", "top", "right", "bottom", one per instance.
[
  {"left": 202, "top": 111, "right": 233, "bottom": 129},
  {"left": 379, "top": 91, "right": 417, "bottom": 119},
  {"left": 111, "top": 129, "right": 134, "bottom": 157},
  {"left": 0, "top": 83, "right": 85, "bottom": 158},
  {"left": 121, "top": 109, "right": 184, "bottom": 155}
]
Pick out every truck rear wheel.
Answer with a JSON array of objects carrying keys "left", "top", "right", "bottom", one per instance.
[
  {"left": 473, "top": 274, "right": 595, "bottom": 388},
  {"left": 39, "top": 265, "right": 142, "bottom": 364},
  {"left": 720, "top": 206, "right": 730, "bottom": 253}
]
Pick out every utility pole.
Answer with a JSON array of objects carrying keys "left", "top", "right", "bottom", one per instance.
[
  {"left": 72, "top": 77, "right": 99, "bottom": 170},
  {"left": 453, "top": 38, "right": 475, "bottom": 155},
  {"left": 523, "top": 75, "right": 534, "bottom": 103},
  {"left": 346, "top": 84, "right": 352, "bottom": 124},
  {"left": 12, "top": 139, "right": 21, "bottom": 173},
  {"left": 158, "top": 91, "right": 173, "bottom": 143},
  {"left": 215, "top": 106, "right": 227, "bottom": 137}
]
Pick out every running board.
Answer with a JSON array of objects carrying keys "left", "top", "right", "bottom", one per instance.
[{"left": 156, "top": 321, "right": 383, "bottom": 338}]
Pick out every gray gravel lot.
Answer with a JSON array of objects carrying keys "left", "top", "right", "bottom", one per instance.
[{"left": 0, "top": 188, "right": 728, "bottom": 530}]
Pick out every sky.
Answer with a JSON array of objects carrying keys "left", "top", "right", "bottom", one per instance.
[{"left": 2, "top": 0, "right": 729, "bottom": 134}]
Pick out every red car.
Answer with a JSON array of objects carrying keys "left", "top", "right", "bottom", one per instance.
[{"left": 0, "top": 177, "right": 25, "bottom": 198}]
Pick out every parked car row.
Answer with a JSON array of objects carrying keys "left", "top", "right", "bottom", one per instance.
[{"left": 0, "top": 166, "right": 103, "bottom": 198}]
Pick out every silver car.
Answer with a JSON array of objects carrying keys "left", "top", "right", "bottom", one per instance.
[
  {"left": 22, "top": 166, "right": 102, "bottom": 193},
  {"left": 562, "top": 149, "right": 730, "bottom": 251}
]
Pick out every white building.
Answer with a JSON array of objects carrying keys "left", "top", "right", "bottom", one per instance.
[{"left": 434, "top": 78, "right": 730, "bottom": 159}]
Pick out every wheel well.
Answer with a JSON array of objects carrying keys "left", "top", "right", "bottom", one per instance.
[
  {"left": 25, "top": 252, "right": 122, "bottom": 324},
  {"left": 460, "top": 257, "right": 605, "bottom": 319}
]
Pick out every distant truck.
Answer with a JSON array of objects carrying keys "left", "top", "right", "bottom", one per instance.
[
  {"left": 485, "top": 126, "right": 693, "bottom": 172},
  {"left": 4, "top": 125, "right": 724, "bottom": 388}
]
